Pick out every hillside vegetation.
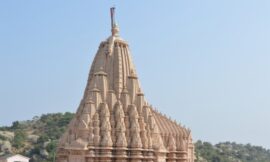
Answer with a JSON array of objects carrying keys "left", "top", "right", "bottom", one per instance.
[
  {"left": 0, "top": 113, "right": 269, "bottom": 162},
  {"left": 0, "top": 112, "right": 74, "bottom": 162},
  {"left": 196, "top": 141, "right": 270, "bottom": 162}
]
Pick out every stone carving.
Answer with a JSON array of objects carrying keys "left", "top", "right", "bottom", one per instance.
[
  {"left": 113, "top": 101, "right": 127, "bottom": 147},
  {"left": 128, "top": 105, "right": 142, "bottom": 148},
  {"left": 168, "top": 135, "right": 177, "bottom": 151},
  {"left": 56, "top": 8, "right": 195, "bottom": 162},
  {"left": 99, "top": 103, "right": 112, "bottom": 147},
  {"left": 92, "top": 113, "right": 100, "bottom": 147},
  {"left": 69, "top": 138, "right": 88, "bottom": 150}
]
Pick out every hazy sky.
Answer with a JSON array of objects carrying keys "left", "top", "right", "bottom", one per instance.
[{"left": 1, "top": 1, "right": 270, "bottom": 149}]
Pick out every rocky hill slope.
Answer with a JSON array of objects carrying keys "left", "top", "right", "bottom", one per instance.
[
  {"left": 195, "top": 141, "right": 270, "bottom": 162},
  {"left": 0, "top": 113, "right": 269, "bottom": 162},
  {"left": 0, "top": 112, "right": 73, "bottom": 162}
]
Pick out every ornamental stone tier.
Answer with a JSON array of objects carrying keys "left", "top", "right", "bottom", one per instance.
[{"left": 56, "top": 8, "right": 195, "bottom": 162}]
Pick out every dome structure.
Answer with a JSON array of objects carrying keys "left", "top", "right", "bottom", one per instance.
[{"left": 56, "top": 8, "right": 195, "bottom": 162}]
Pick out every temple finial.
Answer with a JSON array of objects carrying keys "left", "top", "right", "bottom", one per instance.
[
  {"left": 110, "top": 7, "right": 119, "bottom": 36},
  {"left": 110, "top": 7, "right": 115, "bottom": 30}
]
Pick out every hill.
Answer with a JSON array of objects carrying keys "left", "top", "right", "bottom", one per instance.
[
  {"left": 0, "top": 113, "right": 269, "bottom": 162},
  {"left": 196, "top": 141, "right": 270, "bottom": 162},
  {"left": 0, "top": 112, "right": 74, "bottom": 162}
]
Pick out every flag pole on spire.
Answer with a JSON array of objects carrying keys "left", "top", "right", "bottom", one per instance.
[{"left": 110, "top": 7, "right": 115, "bottom": 30}]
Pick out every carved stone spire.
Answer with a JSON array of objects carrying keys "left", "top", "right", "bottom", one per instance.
[
  {"left": 94, "top": 69, "right": 108, "bottom": 101},
  {"left": 99, "top": 103, "right": 113, "bottom": 147},
  {"left": 56, "top": 7, "right": 195, "bottom": 162},
  {"left": 167, "top": 134, "right": 177, "bottom": 151},
  {"left": 114, "top": 101, "right": 127, "bottom": 147},
  {"left": 128, "top": 104, "right": 142, "bottom": 148},
  {"left": 120, "top": 86, "right": 130, "bottom": 113},
  {"left": 92, "top": 112, "right": 100, "bottom": 146}
]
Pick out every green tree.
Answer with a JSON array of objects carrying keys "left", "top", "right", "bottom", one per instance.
[
  {"left": 13, "top": 129, "right": 26, "bottom": 148},
  {"left": 11, "top": 121, "right": 21, "bottom": 129}
]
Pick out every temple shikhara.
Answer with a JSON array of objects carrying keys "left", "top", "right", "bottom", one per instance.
[{"left": 56, "top": 8, "right": 195, "bottom": 162}]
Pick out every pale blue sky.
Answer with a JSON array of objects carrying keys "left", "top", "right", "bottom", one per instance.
[{"left": 0, "top": 1, "right": 270, "bottom": 148}]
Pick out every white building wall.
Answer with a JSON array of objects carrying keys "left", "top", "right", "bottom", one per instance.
[{"left": 7, "top": 155, "right": 29, "bottom": 162}]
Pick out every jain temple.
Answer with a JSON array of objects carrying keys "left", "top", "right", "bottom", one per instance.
[{"left": 56, "top": 8, "right": 195, "bottom": 162}]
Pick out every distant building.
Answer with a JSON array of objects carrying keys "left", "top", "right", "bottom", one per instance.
[
  {"left": 0, "top": 154, "right": 30, "bottom": 162},
  {"left": 56, "top": 8, "right": 195, "bottom": 162}
]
